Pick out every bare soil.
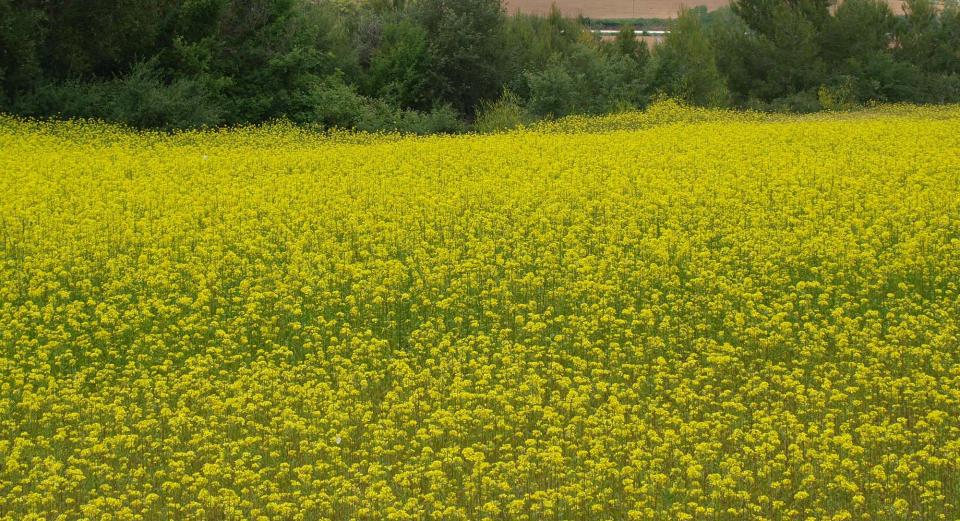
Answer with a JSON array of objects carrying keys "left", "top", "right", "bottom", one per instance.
[{"left": 503, "top": 0, "right": 907, "bottom": 19}]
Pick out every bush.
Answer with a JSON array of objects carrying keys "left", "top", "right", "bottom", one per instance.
[
  {"left": 525, "top": 58, "right": 579, "bottom": 118},
  {"left": 208, "top": 0, "right": 352, "bottom": 124},
  {"left": 474, "top": 90, "right": 530, "bottom": 132},
  {"left": 770, "top": 90, "right": 823, "bottom": 112},
  {"left": 608, "top": 24, "right": 651, "bottom": 66},
  {"left": 818, "top": 80, "right": 855, "bottom": 111},
  {"left": 393, "top": 104, "right": 465, "bottom": 134},
  {"left": 310, "top": 74, "right": 463, "bottom": 134},
  {"left": 526, "top": 42, "right": 647, "bottom": 118},
  {"left": 12, "top": 61, "right": 227, "bottom": 129},
  {"left": 501, "top": 8, "right": 587, "bottom": 98}
]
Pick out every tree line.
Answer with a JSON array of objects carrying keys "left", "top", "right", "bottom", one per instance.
[{"left": 1, "top": 0, "right": 958, "bottom": 132}]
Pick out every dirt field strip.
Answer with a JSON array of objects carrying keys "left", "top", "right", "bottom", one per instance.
[
  {"left": 503, "top": 0, "right": 908, "bottom": 19},
  {"left": 503, "top": 0, "right": 725, "bottom": 19}
]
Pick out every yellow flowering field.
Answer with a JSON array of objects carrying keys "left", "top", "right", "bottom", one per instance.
[{"left": 2, "top": 104, "right": 960, "bottom": 520}]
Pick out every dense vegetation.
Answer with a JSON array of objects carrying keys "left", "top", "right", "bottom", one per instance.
[
  {"left": 1, "top": 0, "right": 959, "bottom": 130},
  {"left": 3, "top": 103, "right": 960, "bottom": 519}
]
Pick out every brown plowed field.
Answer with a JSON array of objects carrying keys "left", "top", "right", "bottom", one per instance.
[{"left": 503, "top": 0, "right": 907, "bottom": 19}]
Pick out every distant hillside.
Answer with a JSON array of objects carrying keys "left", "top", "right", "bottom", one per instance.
[{"left": 503, "top": 0, "right": 907, "bottom": 19}]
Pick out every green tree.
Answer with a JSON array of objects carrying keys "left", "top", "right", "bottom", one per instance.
[
  {"left": 610, "top": 24, "right": 651, "bottom": 67},
  {"left": 526, "top": 57, "right": 578, "bottom": 117},
  {"left": 822, "top": 0, "right": 895, "bottom": 65},
  {"left": 364, "top": 18, "right": 434, "bottom": 110},
  {"left": 198, "top": 0, "right": 353, "bottom": 123},
  {"left": 898, "top": 0, "right": 960, "bottom": 75},
  {"left": 650, "top": 9, "right": 729, "bottom": 106},
  {"left": 35, "top": 0, "right": 177, "bottom": 79},
  {"left": 412, "top": 0, "right": 507, "bottom": 114},
  {"left": 820, "top": 0, "right": 904, "bottom": 104},
  {"left": 708, "top": 7, "right": 766, "bottom": 104},
  {"left": 0, "top": 0, "right": 44, "bottom": 105},
  {"left": 728, "top": 0, "right": 828, "bottom": 101},
  {"left": 501, "top": 7, "right": 585, "bottom": 97},
  {"left": 526, "top": 41, "right": 646, "bottom": 117}
]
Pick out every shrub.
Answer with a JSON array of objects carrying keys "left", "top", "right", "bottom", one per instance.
[
  {"left": 474, "top": 90, "right": 530, "bottom": 132},
  {"left": 310, "top": 74, "right": 464, "bottom": 134},
  {"left": 12, "top": 61, "right": 227, "bottom": 130}
]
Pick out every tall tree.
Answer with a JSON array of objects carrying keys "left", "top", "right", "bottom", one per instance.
[
  {"left": 730, "top": 0, "right": 828, "bottom": 100},
  {"left": 412, "top": 0, "right": 507, "bottom": 115},
  {"left": 651, "top": 9, "right": 729, "bottom": 106},
  {"left": 364, "top": 18, "right": 434, "bottom": 110},
  {"left": 0, "top": 0, "right": 44, "bottom": 104}
]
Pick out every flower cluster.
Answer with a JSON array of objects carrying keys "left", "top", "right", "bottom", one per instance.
[{"left": 1, "top": 105, "right": 959, "bottom": 520}]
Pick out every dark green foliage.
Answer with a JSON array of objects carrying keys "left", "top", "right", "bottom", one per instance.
[
  {"left": 505, "top": 7, "right": 584, "bottom": 70},
  {"left": 526, "top": 42, "right": 647, "bottom": 117},
  {"left": 817, "top": 0, "right": 916, "bottom": 103},
  {"left": 363, "top": 18, "right": 434, "bottom": 110},
  {"left": 500, "top": 9, "right": 586, "bottom": 98},
  {"left": 610, "top": 24, "right": 651, "bottom": 66},
  {"left": 0, "top": 0, "right": 44, "bottom": 104},
  {"left": 822, "top": 0, "right": 895, "bottom": 65},
  {"left": 516, "top": 9, "right": 650, "bottom": 119},
  {"left": 726, "top": 0, "right": 826, "bottom": 101},
  {"left": 1, "top": 0, "right": 960, "bottom": 131},
  {"left": 31, "top": 0, "right": 177, "bottom": 79},
  {"left": 650, "top": 9, "right": 729, "bottom": 107},
  {"left": 734, "top": 0, "right": 831, "bottom": 35},
  {"left": 412, "top": 0, "right": 508, "bottom": 115},
  {"left": 898, "top": 0, "right": 960, "bottom": 80},
  {"left": 720, "top": 0, "right": 960, "bottom": 108},
  {"left": 526, "top": 59, "right": 578, "bottom": 117},
  {"left": 708, "top": 8, "right": 763, "bottom": 105},
  {"left": 1, "top": 0, "right": 355, "bottom": 127},
  {"left": 309, "top": 74, "right": 463, "bottom": 134},
  {"left": 205, "top": 0, "right": 350, "bottom": 124},
  {"left": 14, "top": 61, "right": 226, "bottom": 129},
  {"left": 836, "top": 53, "right": 921, "bottom": 103}
]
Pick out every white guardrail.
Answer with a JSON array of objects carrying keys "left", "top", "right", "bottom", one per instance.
[{"left": 591, "top": 29, "right": 670, "bottom": 36}]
